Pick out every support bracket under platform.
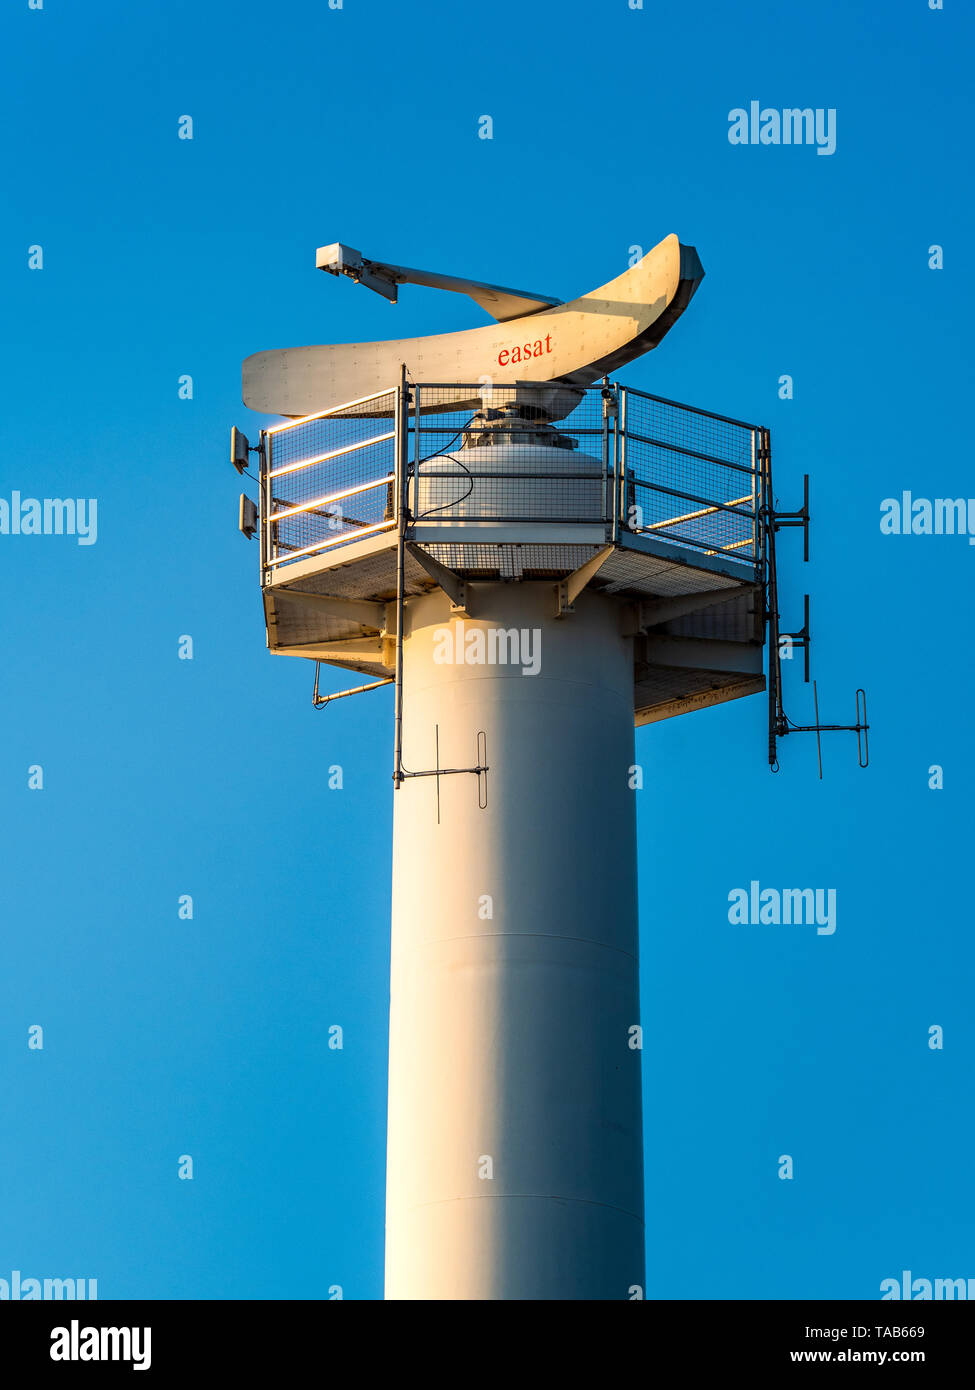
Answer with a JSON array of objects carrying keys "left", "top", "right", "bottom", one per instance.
[
  {"left": 554, "top": 545, "right": 615, "bottom": 617},
  {"left": 406, "top": 542, "right": 471, "bottom": 615}
]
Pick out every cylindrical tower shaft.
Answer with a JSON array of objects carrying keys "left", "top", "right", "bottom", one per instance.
[{"left": 385, "top": 581, "right": 644, "bottom": 1300}]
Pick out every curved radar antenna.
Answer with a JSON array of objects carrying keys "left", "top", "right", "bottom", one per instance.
[{"left": 242, "top": 233, "right": 704, "bottom": 421}]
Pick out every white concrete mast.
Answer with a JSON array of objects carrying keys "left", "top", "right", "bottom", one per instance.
[{"left": 239, "top": 234, "right": 772, "bottom": 1299}]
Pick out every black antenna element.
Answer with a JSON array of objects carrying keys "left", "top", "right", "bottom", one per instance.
[
  {"left": 763, "top": 446, "right": 870, "bottom": 776},
  {"left": 779, "top": 682, "right": 869, "bottom": 781}
]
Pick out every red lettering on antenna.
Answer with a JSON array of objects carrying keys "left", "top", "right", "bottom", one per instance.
[{"left": 498, "top": 334, "right": 553, "bottom": 368}]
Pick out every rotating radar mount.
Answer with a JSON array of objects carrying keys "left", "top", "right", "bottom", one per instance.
[
  {"left": 231, "top": 235, "right": 870, "bottom": 1301},
  {"left": 234, "top": 234, "right": 868, "bottom": 779}
]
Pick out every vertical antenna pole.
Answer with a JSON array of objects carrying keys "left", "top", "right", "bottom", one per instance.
[
  {"left": 763, "top": 429, "right": 781, "bottom": 768},
  {"left": 802, "top": 593, "right": 811, "bottom": 683},
  {"left": 856, "top": 689, "right": 869, "bottom": 768},
  {"left": 393, "top": 365, "right": 409, "bottom": 788},
  {"left": 750, "top": 427, "right": 757, "bottom": 566},
  {"left": 435, "top": 723, "right": 441, "bottom": 825},
  {"left": 803, "top": 472, "right": 810, "bottom": 563},
  {"left": 600, "top": 376, "right": 610, "bottom": 525},
  {"left": 260, "top": 429, "right": 270, "bottom": 578},
  {"left": 616, "top": 385, "right": 627, "bottom": 545},
  {"left": 813, "top": 679, "right": 823, "bottom": 780}
]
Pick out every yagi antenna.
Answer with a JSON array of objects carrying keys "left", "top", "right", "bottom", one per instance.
[
  {"left": 765, "top": 467, "right": 871, "bottom": 775},
  {"left": 775, "top": 681, "right": 870, "bottom": 780}
]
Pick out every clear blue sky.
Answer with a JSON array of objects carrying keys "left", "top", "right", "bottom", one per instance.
[{"left": 1, "top": 0, "right": 972, "bottom": 1299}]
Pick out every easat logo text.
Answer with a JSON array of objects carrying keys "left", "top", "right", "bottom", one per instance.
[{"left": 498, "top": 334, "right": 553, "bottom": 367}]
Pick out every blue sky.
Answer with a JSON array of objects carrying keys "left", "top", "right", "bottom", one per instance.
[{"left": 1, "top": 0, "right": 972, "bottom": 1299}]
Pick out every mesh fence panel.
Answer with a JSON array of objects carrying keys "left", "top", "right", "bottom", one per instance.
[
  {"left": 260, "top": 383, "right": 762, "bottom": 574},
  {"left": 622, "top": 390, "right": 759, "bottom": 564},
  {"left": 265, "top": 391, "right": 397, "bottom": 563},
  {"left": 412, "top": 384, "right": 610, "bottom": 525}
]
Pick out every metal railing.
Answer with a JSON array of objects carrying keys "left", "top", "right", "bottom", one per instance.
[
  {"left": 619, "top": 387, "right": 763, "bottom": 572},
  {"left": 259, "top": 380, "right": 767, "bottom": 580},
  {"left": 260, "top": 387, "right": 399, "bottom": 574}
]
